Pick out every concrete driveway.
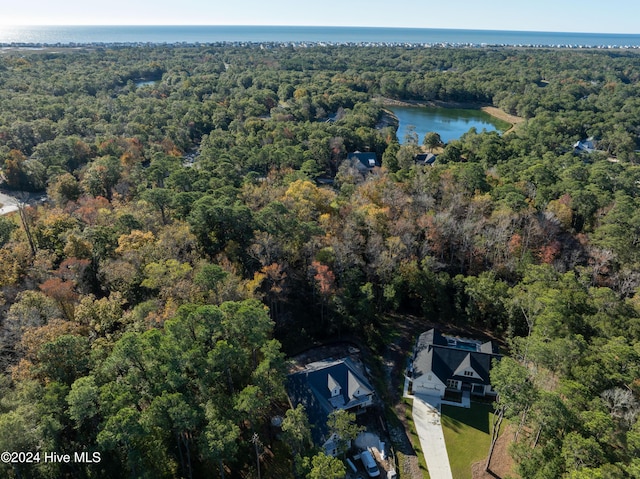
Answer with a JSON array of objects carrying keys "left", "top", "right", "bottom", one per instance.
[{"left": 412, "top": 394, "right": 453, "bottom": 479}]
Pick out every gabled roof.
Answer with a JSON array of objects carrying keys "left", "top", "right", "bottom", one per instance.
[
  {"left": 452, "top": 353, "right": 474, "bottom": 377},
  {"left": 413, "top": 329, "right": 446, "bottom": 378},
  {"left": 414, "top": 329, "right": 501, "bottom": 386},
  {"left": 415, "top": 153, "right": 437, "bottom": 166},
  {"left": 328, "top": 374, "right": 340, "bottom": 393},
  {"left": 347, "top": 370, "right": 372, "bottom": 399},
  {"left": 573, "top": 137, "right": 596, "bottom": 154},
  {"left": 480, "top": 340, "right": 498, "bottom": 354},
  {"left": 416, "top": 329, "right": 448, "bottom": 351},
  {"left": 286, "top": 358, "right": 375, "bottom": 445},
  {"left": 347, "top": 151, "right": 380, "bottom": 171},
  {"left": 441, "top": 349, "right": 489, "bottom": 383}
]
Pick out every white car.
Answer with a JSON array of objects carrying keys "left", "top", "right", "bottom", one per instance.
[{"left": 360, "top": 450, "right": 380, "bottom": 478}]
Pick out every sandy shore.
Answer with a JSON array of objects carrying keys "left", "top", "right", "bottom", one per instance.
[{"left": 480, "top": 106, "right": 524, "bottom": 133}]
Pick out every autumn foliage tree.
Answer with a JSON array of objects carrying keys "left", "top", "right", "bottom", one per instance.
[
  {"left": 39, "top": 277, "right": 78, "bottom": 321},
  {"left": 312, "top": 260, "right": 336, "bottom": 330}
]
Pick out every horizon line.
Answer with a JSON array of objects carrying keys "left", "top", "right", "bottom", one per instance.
[{"left": 1, "top": 24, "right": 640, "bottom": 36}]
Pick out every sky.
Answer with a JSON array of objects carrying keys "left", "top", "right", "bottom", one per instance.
[{"left": 1, "top": 0, "right": 639, "bottom": 34}]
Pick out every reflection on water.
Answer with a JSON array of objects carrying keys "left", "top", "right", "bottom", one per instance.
[{"left": 389, "top": 105, "right": 507, "bottom": 144}]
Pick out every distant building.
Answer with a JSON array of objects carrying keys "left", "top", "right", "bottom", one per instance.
[
  {"left": 286, "top": 358, "right": 375, "bottom": 456},
  {"left": 415, "top": 152, "right": 437, "bottom": 166},
  {"left": 573, "top": 137, "right": 596, "bottom": 154},
  {"left": 347, "top": 151, "right": 380, "bottom": 173},
  {"left": 411, "top": 329, "right": 501, "bottom": 399}
]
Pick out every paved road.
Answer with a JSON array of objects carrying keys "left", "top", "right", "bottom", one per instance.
[
  {"left": 412, "top": 394, "right": 453, "bottom": 479},
  {"left": 0, "top": 191, "right": 19, "bottom": 215}
]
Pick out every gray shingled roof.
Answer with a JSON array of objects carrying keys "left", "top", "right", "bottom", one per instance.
[
  {"left": 347, "top": 151, "right": 380, "bottom": 172},
  {"left": 415, "top": 153, "right": 437, "bottom": 166},
  {"left": 413, "top": 328, "right": 501, "bottom": 386},
  {"left": 413, "top": 329, "right": 446, "bottom": 378},
  {"left": 286, "top": 358, "right": 374, "bottom": 445}
]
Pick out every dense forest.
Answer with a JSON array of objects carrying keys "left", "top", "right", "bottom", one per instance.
[{"left": 0, "top": 44, "right": 639, "bottom": 479}]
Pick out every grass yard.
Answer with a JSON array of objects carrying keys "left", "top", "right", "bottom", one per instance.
[{"left": 441, "top": 403, "right": 497, "bottom": 479}]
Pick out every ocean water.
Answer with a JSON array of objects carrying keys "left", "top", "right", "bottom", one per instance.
[{"left": 1, "top": 25, "right": 640, "bottom": 47}]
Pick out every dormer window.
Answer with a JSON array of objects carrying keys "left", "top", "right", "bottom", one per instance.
[
  {"left": 327, "top": 374, "right": 341, "bottom": 397},
  {"left": 368, "top": 159, "right": 376, "bottom": 167}
]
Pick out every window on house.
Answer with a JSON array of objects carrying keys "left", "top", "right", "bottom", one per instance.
[
  {"left": 464, "top": 371, "right": 474, "bottom": 377},
  {"left": 446, "top": 379, "right": 459, "bottom": 389}
]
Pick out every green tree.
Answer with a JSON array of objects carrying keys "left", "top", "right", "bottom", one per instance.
[
  {"left": 203, "top": 403, "right": 240, "bottom": 479},
  {"left": 382, "top": 140, "right": 400, "bottom": 172},
  {"left": 326, "top": 409, "right": 364, "bottom": 457},
  {"left": 187, "top": 195, "right": 253, "bottom": 259},
  {"left": 282, "top": 404, "right": 313, "bottom": 470},
  {"left": 562, "top": 431, "right": 605, "bottom": 471},
  {"left": 141, "top": 188, "right": 174, "bottom": 225},
  {"left": 487, "top": 357, "right": 536, "bottom": 470},
  {"left": 396, "top": 144, "right": 419, "bottom": 171},
  {"left": 35, "top": 334, "right": 90, "bottom": 385},
  {"left": 48, "top": 172, "right": 82, "bottom": 207},
  {"left": 0, "top": 216, "right": 17, "bottom": 247},
  {"left": 141, "top": 392, "right": 200, "bottom": 479},
  {"left": 306, "top": 452, "right": 346, "bottom": 479},
  {"left": 97, "top": 406, "right": 158, "bottom": 478},
  {"left": 81, "top": 155, "right": 122, "bottom": 201},
  {"left": 464, "top": 271, "right": 509, "bottom": 329},
  {"left": 439, "top": 141, "right": 462, "bottom": 163},
  {"left": 423, "top": 131, "right": 443, "bottom": 152}
]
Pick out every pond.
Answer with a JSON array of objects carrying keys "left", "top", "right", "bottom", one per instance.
[
  {"left": 134, "top": 79, "right": 158, "bottom": 88},
  {"left": 388, "top": 105, "right": 509, "bottom": 145}
]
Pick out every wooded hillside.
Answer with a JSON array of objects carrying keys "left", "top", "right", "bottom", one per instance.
[{"left": 0, "top": 45, "right": 639, "bottom": 478}]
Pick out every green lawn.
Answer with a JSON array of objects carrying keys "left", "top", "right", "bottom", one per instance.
[{"left": 441, "top": 403, "right": 496, "bottom": 479}]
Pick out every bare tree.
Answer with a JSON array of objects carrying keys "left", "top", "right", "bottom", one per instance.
[{"left": 15, "top": 192, "right": 36, "bottom": 256}]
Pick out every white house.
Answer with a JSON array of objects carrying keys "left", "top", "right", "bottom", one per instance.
[{"left": 411, "top": 329, "right": 500, "bottom": 398}]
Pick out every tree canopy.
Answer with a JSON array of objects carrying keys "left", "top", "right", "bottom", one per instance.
[{"left": 1, "top": 43, "right": 640, "bottom": 478}]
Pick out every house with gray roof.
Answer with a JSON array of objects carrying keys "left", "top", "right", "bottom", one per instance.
[
  {"left": 347, "top": 151, "right": 380, "bottom": 173},
  {"left": 573, "top": 137, "right": 597, "bottom": 154},
  {"left": 411, "top": 329, "right": 501, "bottom": 399},
  {"left": 286, "top": 357, "right": 375, "bottom": 456},
  {"left": 415, "top": 152, "right": 437, "bottom": 166}
]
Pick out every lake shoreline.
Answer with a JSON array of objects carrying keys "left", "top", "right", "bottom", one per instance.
[{"left": 377, "top": 97, "right": 524, "bottom": 134}]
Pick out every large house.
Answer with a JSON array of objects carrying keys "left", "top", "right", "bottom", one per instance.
[
  {"left": 286, "top": 358, "right": 375, "bottom": 456},
  {"left": 347, "top": 151, "right": 380, "bottom": 173},
  {"left": 411, "top": 329, "right": 501, "bottom": 399}
]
